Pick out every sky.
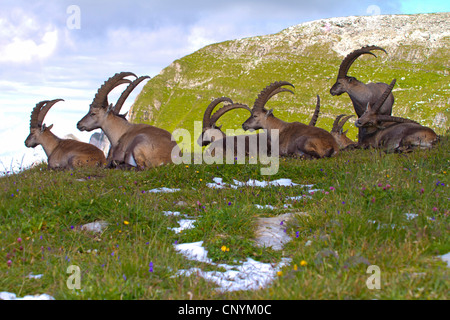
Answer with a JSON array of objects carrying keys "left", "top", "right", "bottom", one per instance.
[{"left": 0, "top": 0, "right": 449, "bottom": 173}]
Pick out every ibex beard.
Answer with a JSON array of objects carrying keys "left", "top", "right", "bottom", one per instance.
[{"left": 171, "top": 121, "right": 280, "bottom": 175}]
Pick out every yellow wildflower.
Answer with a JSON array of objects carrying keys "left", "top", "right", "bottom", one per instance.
[
  {"left": 277, "top": 271, "right": 283, "bottom": 276},
  {"left": 300, "top": 260, "right": 308, "bottom": 267},
  {"left": 123, "top": 221, "right": 130, "bottom": 225}
]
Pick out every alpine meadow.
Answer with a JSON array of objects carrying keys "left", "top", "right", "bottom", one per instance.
[{"left": 0, "top": 12, "right": 448, "bottom": 300}]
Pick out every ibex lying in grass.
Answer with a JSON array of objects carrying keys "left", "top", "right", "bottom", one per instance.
[
  {"left": 355, "top": 79, "right": 438, "bottom": 152},
  {"left": 242, "top": 81, "right": 339, "bottom": 159},
  {"left": 198, "top": 90, "right": 295, "bottom": 158},
  {"left": 25, "top": 99, "right": 106, "bottom": 169},
  {"left": 77, "top": 72, "right": 181, "bottom": 169},
  {"left": 309, "top": 96, "right": 356, "bottom": 149},
  {"left": 330, "top": 46, "right": 394, "bottom": 141},
  {"left": 197, "top": 97, "right": 252, "bottom": 153}
]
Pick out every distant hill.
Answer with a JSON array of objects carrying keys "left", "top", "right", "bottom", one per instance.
[{"left": 129, "top": 12, "right": 449, "bottom": 143}]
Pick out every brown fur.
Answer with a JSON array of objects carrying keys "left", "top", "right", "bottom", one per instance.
[
  {"left": 355, "top": 79, "right": 438, "bottom": 152},
  {"left": 357, "top": 121, "right": 438, "bottom": 152},
  {"left": 25, "top": 127, "right": 106, "bottom": 169},
  {"left": 78, "top": 108, "right": 180, "bottom": 169},
  {"left": 243, "top": 109, "right": 339, "bottom": 159}
]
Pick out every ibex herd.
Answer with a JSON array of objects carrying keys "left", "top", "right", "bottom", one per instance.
[{"left": 24, "top": 45, "right": 439, "bottom": 170}]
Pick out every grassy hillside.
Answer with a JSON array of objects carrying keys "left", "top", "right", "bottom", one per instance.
[
  {"left": 1, "top": 13, "right": 448, "bottom": 302},
  {"left": 0, "top": 136, "right": 448, "bottom": 300},
  {"left": 130, "top": 13, "right": 449, "bottom": 145}
]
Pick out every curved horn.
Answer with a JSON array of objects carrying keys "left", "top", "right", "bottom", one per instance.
[
  {"left": 267, "top": 87, "right": 295, "bottom": 101},
  {"left": 210, "top": 103, "right": 251, "bottom": 125},
  {"left": 202, "top": 97, "right": 234, "bottom": 128},
  {"left": 375, "top": 115, "right": 419, "bottom": 124},
  {"left": 309, "top": 95, "right": 320, "bottom": 126},
  {"left": 331, "top": 114, "right": 354, "bottom": 133},
  {"left": 30, "top": 99, "right": 64, "bottom": 129},
  {"left": 337, "top": 45, "right": 387, "bottom": 79},
  {"left": 113, "top": 75, "right": 151, "bottom": 115},
  {"left": 30, "top": 101, "right": 48, "bottom": 129},
  {"left": 371, "top": 78, "right": 396, "bottom": 113},
  {"left": 91, "top": 72, "right": 136, "bottom": 109},
  {"left": 253, "top": 81, "right": 295, "bottom": 110}
]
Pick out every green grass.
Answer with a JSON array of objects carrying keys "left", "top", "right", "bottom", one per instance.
[{"left": 1, "top": 136, "right": 448, "bottom": 300}]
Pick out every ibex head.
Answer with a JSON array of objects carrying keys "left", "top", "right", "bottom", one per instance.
[
  {"left": 242, "top": 81, "right": 294, "bottom": 131},
  {"left": 77, "top": 72, "right": 149, "bottom": 132},
  {"left": 355, "top": 79, "right": 406, "bottom": 128},
  {"left": 25, "top": 99, "right": 64, "bottom": 148},
  {"left": 197, "top": 97, "right": 250, "bottom": 146},
  {"left": 330, "top": 45, "right": 387, "bottom": 96},
  {"left": 330, "top": 114, "right": 355, "bottom": 148}
]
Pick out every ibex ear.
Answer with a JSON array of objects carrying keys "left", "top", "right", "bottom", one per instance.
[
  {"left": 107, "top": 103, "right": 114, "bottom": 113},
  {"left": 343, "top": 129, "right": 348, "bottom": 135},
  {"left": 42, "top": 124, "right": 53, "bottom": 132},
  {"left": 265, "top": 109, "right": 273, "bottom": 119}
]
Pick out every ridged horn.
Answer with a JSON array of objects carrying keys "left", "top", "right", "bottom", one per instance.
[
  {"left": 371, "top": 78, "right": 396, "bottom": 113},
  {"left": 375, "top": 115, "right": 419, "bottom": 124},
  {"left": 113, "top": 75, "right": 151, "bottom": 115},
  {"left": 337, "top": 46, "right": 387, "bottom": 79},
  {"left": 253, "top": 81, "right": 295, "bottom": 110},
  {"left": 308, "top": 95, "right": 321, "bottom": 126},
  {"left": 210, "top": 103, "right": 251, "bottom": 126},
  {"left": 331, "top": 114, "right": 354, "bottom": 133},
  {"left": 30, "top": 99, "right": 64, "bottom": 129},
  {"left": 202, "top": 97, "right": 234, "bottom": 128},
  {"left": 91, "top": 72, "right": 136, "bottom": 109}
]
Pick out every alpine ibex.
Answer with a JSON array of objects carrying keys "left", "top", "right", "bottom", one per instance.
[
  {"left": 198, "top": 95, "right": 286, "bottom": 158},
  {"left": 197, "top": 97, "right": 250, "bottom": 147},
  {"left": 77, "top": 72, "right": 181, "bottom": 169},
  {"left": 330, "top": 46, "right": 394, "bottom": 141},
  {"left": 25, "top": 99, "right": 106, "bottom": 169},
  {"left": 242, "top": 81, "right": 339, "bottom": 159},
  {"left": 309, "top": 95, "right": 356, "bottom": 149},
  {"left": 355, "top": 79, "right": 438, "bottom": 152}
]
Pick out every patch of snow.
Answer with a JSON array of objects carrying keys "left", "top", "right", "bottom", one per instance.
[
  {"left": 440, "top": 252, "right": 450, "bottom": 267},
  {"left": 171, "top": 219, "right": 196, "bottom": 234},
  {"left": 207, "top": 177, "right": 314, "bottom": 190},
  {"left": 0, "top": 291, "right": 54, "bottom": 300},
  {"left": 163, "top": 211, "right": 182, "bottom": 216},
  {"left": 174, "top": 241, "right": 291, "bottom": 292},
  {"left": 174, "top": 241, "right": 212, "bottom": 264},
  {"left": 147, "top": 187, "right": 181, "bottom": 193}
]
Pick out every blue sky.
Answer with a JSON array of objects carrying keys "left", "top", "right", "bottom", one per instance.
[{"left": 0, "top": 0, "right": 448, "bottom": 172}]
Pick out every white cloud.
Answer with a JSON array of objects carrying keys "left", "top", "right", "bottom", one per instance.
[{"left": 0, "top": 7, "right": 59, "bottom": 63}]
